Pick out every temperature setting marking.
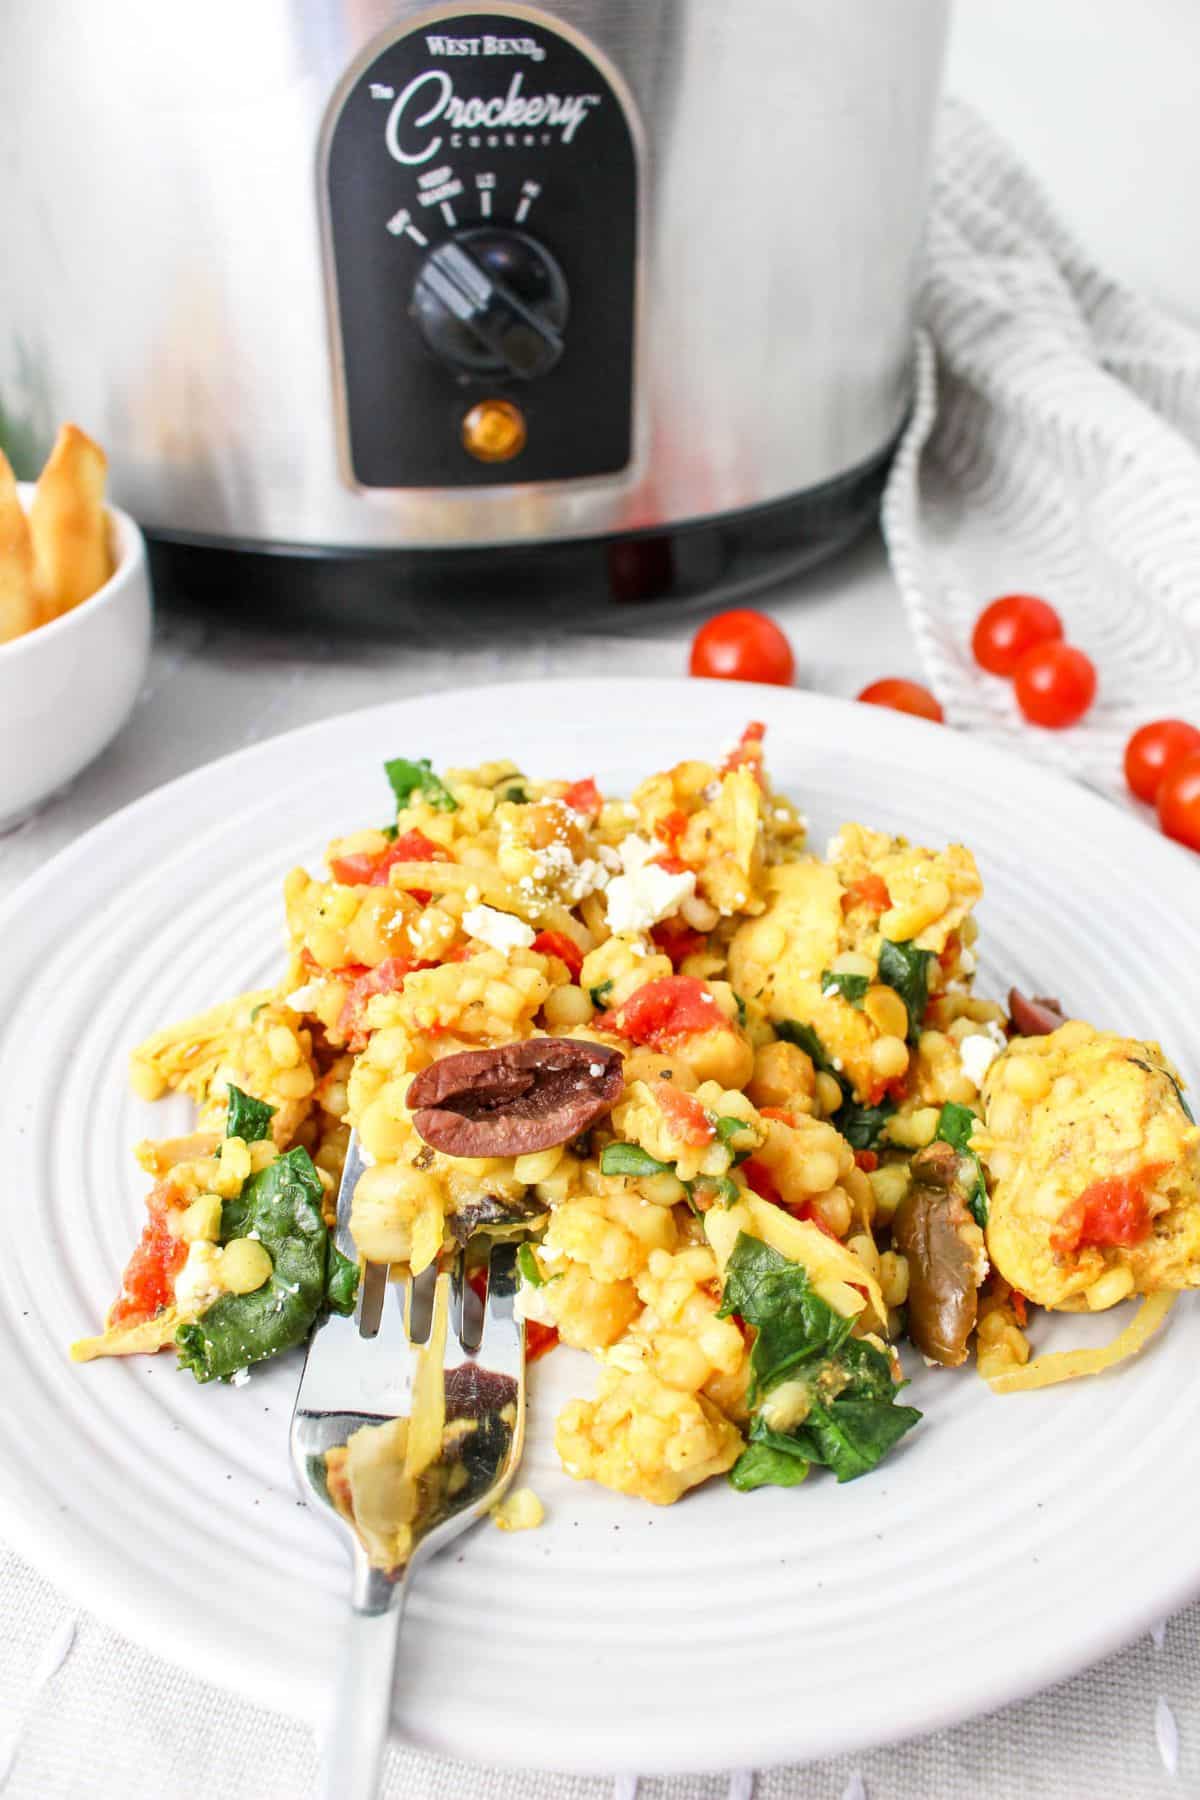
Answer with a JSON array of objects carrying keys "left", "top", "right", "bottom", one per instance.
[
  {"left": 514, "top": 179, "right": 540, "bottom": 223},
  {"left": 476, "top": 171, "right": 497, "bottom": 217},
  {"left": 385, "top": 207, "right": 429, "bottom": 246},
  {"left": 417, "top": 164, "right": 465, "bottom": 225}
]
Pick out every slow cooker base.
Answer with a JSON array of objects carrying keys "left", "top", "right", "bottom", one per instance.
[{"left": 145, "top": 437, "right": 897, "bottom": 633}]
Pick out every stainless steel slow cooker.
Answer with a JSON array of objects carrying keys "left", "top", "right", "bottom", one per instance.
[{"left": 0, "top": 1, "right": 950, "bottom": 620}]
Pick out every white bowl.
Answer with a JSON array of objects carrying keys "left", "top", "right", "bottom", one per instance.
[{"left": 0, "top": 487, "right": 152, "bottom": 830}]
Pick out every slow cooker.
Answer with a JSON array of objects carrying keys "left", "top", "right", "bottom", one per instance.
[{"left": 0, "top": 1, "right": 951, "bottom": 622}]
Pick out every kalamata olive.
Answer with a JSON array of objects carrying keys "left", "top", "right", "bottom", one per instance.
[
  {"left": 1008, "top": 989, "right": 1067, "bottom": 1036},
  {"left": 893, "top": 1142, "right": 985, "bottom": 1367},
  {"left": 408, "top": 1038, "right": 624, "bottom": 1158}
]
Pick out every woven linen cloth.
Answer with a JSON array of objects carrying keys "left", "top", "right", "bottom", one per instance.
[{"left": 884, "top": 100, "right": 1200, "bottom": 798}]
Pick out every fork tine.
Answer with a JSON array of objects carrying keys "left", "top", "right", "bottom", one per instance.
[{"left": 473, "top": 1241, "right": 524, "bottom": 1380}]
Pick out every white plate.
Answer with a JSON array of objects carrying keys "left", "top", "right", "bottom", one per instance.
[{"left": 2, "top": 677, "right": 1199, "bottom": 1775}]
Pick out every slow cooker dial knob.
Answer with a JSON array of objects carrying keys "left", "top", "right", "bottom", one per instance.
[{"left": 411, "top": 227, "right": 568, "bottom": 381}]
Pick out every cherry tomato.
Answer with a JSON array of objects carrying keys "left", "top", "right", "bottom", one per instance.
[
  {"left": 609, "top": 975, "right": 721, "bottom": 1046},
  {"left": 971, "top": 594, "right": 1063, "bottom": 676},
  {"left": 110, "top": 1186, "right": 188, "bottom": 1326},
  {"left": 689, "top": 610, "right": 795, "bottom": 686},
  {"left": 651, "top": 1080, "right": 715, "bottom": 1146},
  {"left": 857, "top": 678, "right": 943, "bottom": 723},
  {"left": 1157, "top": 750, "right": 1200, "bottom": 852},
  {"left": 1124, "top": 719, "right": 1200, "bottom": 805},
  {"left": 329, "top": 829, "right": 449, "bottom": 895},
  {"left": 1012, "top": 642, "right": 1097, "bottom": 729},
  {"left": 562, "top": 776, "right": 601, "bottom": 815},
  {"left": 530, "top": 930, "right": 584, "bottom": 980},
  {"left": 1050, "top": 1168, "right": 1163, "bottom": 1255}
]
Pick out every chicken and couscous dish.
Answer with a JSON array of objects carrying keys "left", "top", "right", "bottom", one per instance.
[{"left": 73, "top": 725, "right": 1200, "bottom": 1514}]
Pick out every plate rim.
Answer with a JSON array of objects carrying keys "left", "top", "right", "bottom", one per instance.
[{"left": 3, "top": 674, "right": 1200, "bottom": 1774}]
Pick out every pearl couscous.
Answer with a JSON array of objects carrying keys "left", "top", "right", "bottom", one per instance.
[{"left": 73, "top": 727, "right": 1200, "bottom": 1516}]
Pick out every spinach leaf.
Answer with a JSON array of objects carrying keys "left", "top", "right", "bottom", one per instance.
[
  {"left": 224, "top": 1084, "right": 276, "bottom": 1144},
  {"left": 500, "top": 783, "right": 529, "bottom": 804},
  {"left": 517, "top": 1243, "right": 551, "bottom": 1287},
  {"left": 588, "top": 979, "right": 614, "bottom": 1009},
  {"left": 732, "top": 992, "right": 748, "bottom": 1028},
  {"left": 718, "top": 1233, "right": 920, "bottom": 1486},
  {"left": 384, "top": 756, "right": 458, "bottom": 814},
  {"left": 714, "top": 1115, "right": 748, "bottom": 1146},
  {"left": 326, "top": 1246, "right": 360, "bottom": 1315},
  {"left": 876, "top": 939, "right": 934, "bottom": 1042},
  {"left": 934, "top": 1101, "right": 989, "bottom": 1228},
  {"left": 687, "top": 1173, "right": 741, "bottom": 1209},
  {"left": 832, "top": 1094, "right": 896, "bottom": 1151},
  {"left": 729, "top": 1440, "right": 810, "bottom": 1492},
  {"left": 820, "top": 970, "right": 869, "bottom": 1007},
  {"left": 718, "top": 1233, "right": 852, "bottom": 1399},
  {"left": 776, "top": 1019, "right": 838, "bottom": 1076},
  {"left": 600, "top": 1142, "right": 672, "bottom": 1179},
  {"left": 176, "top": 1148, "right": 358, "bottom": 1383},
  {"left": 750, "top": 1383, "right": 920, "bottom": 1485}
]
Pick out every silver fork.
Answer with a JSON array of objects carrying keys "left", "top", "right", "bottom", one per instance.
[{"left": 290, "top": 1133, "right": 527, "bottom": 1800}]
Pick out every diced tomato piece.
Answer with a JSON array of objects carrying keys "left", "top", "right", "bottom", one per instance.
[
  {"left": 109, "top": 1185, "right": 188, "bottom": 1327},
  {"left": 1050, "top": 1165, "right": 1165, "bottom": 1256},
  {"left": 741, "top": 1158, "right": 782, "bottom": 1205},
  {"left": 1011, "top": 1291, "right": 1029, "bottom": 1327},
  {"left": 721, "top": 720, "right": 768, "bottom": 786},
  {"left": 854, "top": 1150, "right": 879, "bottom": 1172},
  {"left": 562, "top": 777, "right": 602, "bottom": 815},
  {"left": 652, "top": 1080, "right": 715, "bottom": 1146},
  {"left": 650, "top": 853, "right": 691, "bottom": 875},
  {"left": 525, "top": 1320, "right": 560, "bottom": 1362},
  {"left": 939, "top": 933, "right": 961, "bottom": 972},
  {"left": 329, "top": 851, "right": 382, "bottom": 885},
  {"left": 791, "top": 1199, "right": 841, "bottom": 1242},
  {"left": 531, "top": 930, "right": 584, "bottom": 980},
  {"left": 337, "top": 955, "right": 426, "bottom": 1049},
  {"left": 330, "top": 830, "right": 451, "bottom": 903},
  {"left": 651, "top": 917, "right": 707, "bottom": 969},
  {"left": 842, "top": 873, "right": 892, "bottom": 914},
  {"left": 613, "top": 975, "right": 723, "bottom": 1047},
  {"left": 657, "top": 808, "right": 690, "bottom": 852},
  {"left": 470, "top": 1263, "right": 559, "bottom": 1361}
]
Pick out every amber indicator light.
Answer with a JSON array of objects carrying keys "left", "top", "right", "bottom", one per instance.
[{"left": 461, "top": 398, "right": 527, "bottom": 464}]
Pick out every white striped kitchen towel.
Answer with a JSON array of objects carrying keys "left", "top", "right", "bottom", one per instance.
[{"left": 883, "top": 99, "right": 1200, "bottom": 800}]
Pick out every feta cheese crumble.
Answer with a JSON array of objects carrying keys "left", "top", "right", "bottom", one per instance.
[
  {"left": 605, "top": 863, "right": 696, "bottom": 935},
  {"left": 173, "top": 1240, "right": 224, "bottom": 1315},
  {"left": 284, "top": 980, "right": 324, "bottom": 1012},
  {"left": 959, "top": 1022, "right": 1007, "bottom": 1089},
  {"left": 462, "top": 904, "right": 536, "bottom": 953}
]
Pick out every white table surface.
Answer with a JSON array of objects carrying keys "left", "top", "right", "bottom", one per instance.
[{"left": 2, "top": 537, "right": 1197, "bottom": 1799}]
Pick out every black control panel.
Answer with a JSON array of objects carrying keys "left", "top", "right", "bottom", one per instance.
[{"left": 324, "top": 11, "right": 638, "bottom": 489}]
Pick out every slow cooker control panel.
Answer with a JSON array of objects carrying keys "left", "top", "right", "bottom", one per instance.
[{"left": 323, "top": 11, "right": 638, "bottom": 490}]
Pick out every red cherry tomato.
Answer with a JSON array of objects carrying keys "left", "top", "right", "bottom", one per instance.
[
  {"left": 971, "top": 594, "right": 1063, "bottom": 676},
  {"left": 1012, "top": 642, "right": 1097, "bottom": 729},
  {"left": 689, "top": 610, "right": 795, "bottom": 686},
  {"left": 608, "top": 975, "right": 722, "bottom": 1046},
  {"left": 1124, "top": 719, "right": 1200, "bottom": 806},
  {"left": 1157, "top": 750, "right": 1200, "bottom": 852},
  {"left": 530, "top": 930, "right": 584, "bottom": 980},
  {"left": 857, "top": 678, "right": 943, "bottom": 723}
]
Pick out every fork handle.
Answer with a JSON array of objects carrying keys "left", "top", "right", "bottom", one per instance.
[{"left": 318, "top": 1597, "right": 404, "bottom": 1800}]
